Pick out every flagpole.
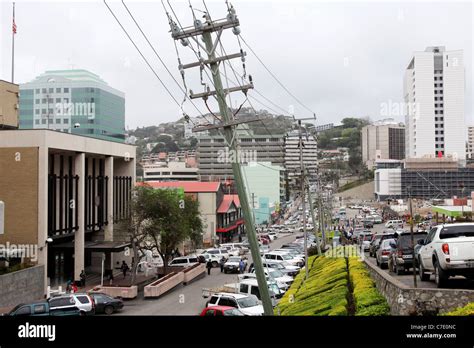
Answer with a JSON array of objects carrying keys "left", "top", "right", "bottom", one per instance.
[{"left": 11, "top": 2, "right": 15, "bottom": 83}]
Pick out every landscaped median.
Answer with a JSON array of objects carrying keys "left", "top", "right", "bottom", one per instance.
[
  {"left": 276, "top": 246, "right": 390, "bottom": 316},
  {"left": 442, "top": 303, "right": 474, "bottom": 316}
]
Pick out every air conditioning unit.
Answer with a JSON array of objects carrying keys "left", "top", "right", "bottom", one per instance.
[{"left": 14, "top": 103, "right": 19, "bottom": 109}]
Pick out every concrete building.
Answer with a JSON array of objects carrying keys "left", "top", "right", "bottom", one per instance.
[
  {"left": 404, "top": 46, "right": 465, "bottom": 162},
  {"left": 19, "top": 69, "right": 126, "bottom": 143},
  {"left": 0, "top": 129, "right": 136, "bottom": 293},
  {"left": 467, "top": 126, "right": 474, "bottom": 159},
  {"left": 143, "top": 161, "right": 198, "bottom": 182},
  {"left": 197, "top": 126, "right": 285, "bottom": 182},
  {"left": 285, "top": 130, "right": 318, "bottom": 183},
  {"left": 0, "top": 80, "right": 19, "bottom": 129},
  {"left": 241, "top": 162, "right": 283, "bottom": 225},
  {"left": 361, "top": 119, "right": 405, "bottom": 169}
]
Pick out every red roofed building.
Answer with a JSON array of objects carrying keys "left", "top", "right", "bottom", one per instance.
[{"left": 138, "top": 181, "right": 243, "bottom": 245}]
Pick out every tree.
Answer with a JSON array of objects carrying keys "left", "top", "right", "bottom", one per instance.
[{"left": 127, "top": 186, "right": 203, "bottom": 276}]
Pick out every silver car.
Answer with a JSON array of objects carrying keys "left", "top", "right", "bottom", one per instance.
[{"left": 376, "top": 238, "right": 396, "bottom": 269}]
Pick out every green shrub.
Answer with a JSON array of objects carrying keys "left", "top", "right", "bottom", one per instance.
[{"left": 442, "top": 303, "right": 474, "bottom": 316}]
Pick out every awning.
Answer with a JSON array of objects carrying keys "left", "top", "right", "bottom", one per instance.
[
  {"left": 216, "top": 219, "right": 243, "bottom": 233},
  {"left": 49, "top": 241, "right": 130, "bottom": 253},
  {"left": 432, "top": 205, "right": 470, "bottom": 218}
]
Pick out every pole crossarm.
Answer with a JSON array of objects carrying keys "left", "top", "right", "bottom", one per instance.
[
  {"left": 190, "top": 83, "right": 253, "bottom": 99},
  {"left": 171, "top": 17, "right": 240, "bottom": 40},
  {"left": 182, "top": 51, "right": 246, "bottom": 70},
  {"left": 191, "top": 116, "right": 263, "bottom": 133}
]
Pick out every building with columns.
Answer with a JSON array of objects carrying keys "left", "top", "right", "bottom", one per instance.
[{"left": 0, "top": 129, "right": 136, "bottom": 293}]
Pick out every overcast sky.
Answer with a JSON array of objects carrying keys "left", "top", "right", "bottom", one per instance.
[{"left": 0, "top": 0, "right": 472, "bottom": 129}]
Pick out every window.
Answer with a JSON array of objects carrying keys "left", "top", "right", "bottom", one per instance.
[
  {"left": 42, "top": 119, "right": 46, "bottom": 125},
  {"left": 35, "top": 109, "right": 40, "bottom": 115},
  {"left": 56, "top": 98, "right": 61, "bottom": 103},
  {"left": 35, "top": 89, "right": 40, "bottom": 93},
  {"left": 15, "top": 306, "right": 31, "bottom": 316},
  {"left": 64, "top": 98, "right": 69, "bottom": 103},
  {"left": 209, "top": 296, "right": 218, "bottom": 305},
  {"left": 48, "top": 109, "right": 54, "bottom": 114},
  {"left": 239, "top": 284, "right": 249, "bottom": 293},
  {"left": 204, "top": 309, "right": 215, "bottom": 316},
  {"left": 34, "top": 304, "right": 47, "bottom": 314},
  {"left": 56, "top": 88, "right": 61, "bottom": 93},
  {"left": 42, "top": 88, "right": 47, "bottom": 93},
  {"left": 48, "top": 88, "right": 53, "bottom": 93},
  {"left": 90, "top": 88, "right": 95, "bottom": 92},
  {"left": 35, "top": 99, "right": 39, "bottom": 104},
  {"left": 63, "top": 118, "right": 69, "bottom": 124},
  {"left": 42, "top": 98, "right": 46, "bottom": 104},
  {"left": 48, "top": 98, "right": 54, "bottom": 104},
  {"left": 250, "top": 286, "right": 260, "bottom": 298},
  {"left": 42, "top": 108, "right": 46, "bottom": 114},
  {"left": 76, "top": 296, "right": 90, "bottom": 304},
  {"left": 218, "top": 297, "right": 237, "bottom": 308},
  {"left": 55, "top": 118, "right": 61, "bottom": 124},
  {"left": 35, "top": 119, "right": 40, "bottom": 125},
  {"left": 64, "top": 88, "right": 69, "bottom": 93}
]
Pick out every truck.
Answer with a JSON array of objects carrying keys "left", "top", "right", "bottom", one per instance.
[{"left": 417, "top": 223, "right": 474, "bottom": 287}]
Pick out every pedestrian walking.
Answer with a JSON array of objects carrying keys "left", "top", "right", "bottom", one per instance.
[
  {"left": 71, "top": 282, "right": 78, "bottom": 293},
  {"left": 206, "top": 260, "right": 213, "bottom": 275},
  {"left": 239, "top": 259, "right": 245, "bottom": 274},
  {"left": 219, "top": 257, "right": 225, "bottom": 273},
  {"left": 121, "top": 261, "right": 129, "bottom": 279},
  {"left": 80, "top": 270, "right": 86, "bottom": 287}
]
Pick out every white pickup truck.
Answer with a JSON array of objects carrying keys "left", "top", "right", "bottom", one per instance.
[{"left": 417, "top": 223, "right": 474, "bottom": 287}]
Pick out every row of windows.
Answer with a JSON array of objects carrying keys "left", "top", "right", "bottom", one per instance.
[
  {"left": 35, "top": 87, "right": 70, "bottom": 94},
  {"left": 34, "top": 118, "right": 69, "bottom": 125},
  {"left": 435, "top": 117, "right": 444, "bottom": 122},
  {"left": 434, "top": 76, "right": 443, "bottom": 81},
  {"left": 435, "top": 97, "right": 444, "bottom": 101},
  {"left": 435, "top": 110, "right": 444, "bottom": 115},
  {"left": 36, "top": 98, "right": 69, "bottom": 104},
  {"left": 434, "top": 83, "right": 444, "bottom": 88}
]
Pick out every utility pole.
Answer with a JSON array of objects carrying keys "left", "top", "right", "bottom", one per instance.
[
  {"left": 168, "top": 9, "right": 274, "bottom": 315},
  {"left": 408, "top": 194, "right": 417, "bottom": 288},
  {"left": 305, "top": 174, "right": 322, "bottom": 256}
]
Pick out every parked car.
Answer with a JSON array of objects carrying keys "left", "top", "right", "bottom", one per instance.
[
  {"left": 205, "top": 293, "right": 264, "bottom": 316},
  {"left": 202, "top": 248, "right": 230, "bottom": 260},
  {"left": 363, "top": 219, "right": 374, "bottom": 229},
  {"left": 48, "top": 293, "right": 95, "bottom": 316},
  {"left": 168, "top": 256, "right": 199, "bottom": 267},
  {"left": 89, "top": 293, "right": 124, "bottom": 315},
  {"left": 388, "top": 231, "right": 427, "bottom": 275},
  {"left": 237, "top": 278, "right": 283, "bottom": 302},
  {"left": 198, "top": 253, "right": 221, "bottom": 267},
  {"left": 372, "top": 215, "right": 383, "bottom": 224},
  {"left": 369, "top": 234, "right": 385, "bottom": 257},
  {"left": 250, "top": 267, "right": 293, "bottom": 288},
  {"left": 261, "top": 260, "right": 299, "bottom": 277},
  {"left": 385, "top": 219, "right": 404, "bottom": 229},
  {"left": 376, "top": 238, "right": 396, "bottom": 269},
  {"left": 224, "top": 256, "right": 247, "bottom": 274},
  {"left": 359, "top": 232, "right": 373, "bottom": 251},
  {"left": 200, "top": 305, "right": 245, "bottom": 316},
  {"left": 5, "top": 300, "right": 81, "bottom": 317},
  {"left": 417, "top": 223, "right": 474, "bottom": 287},
  {"left": 264, "top": 251, "right": 303, "bottom": 267}
]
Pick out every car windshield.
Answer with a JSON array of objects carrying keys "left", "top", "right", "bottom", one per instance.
[
  {"left": 228, "top": 257, "right": 241, "bottom": 263},
  {"left": 269, "top": 270, "right": 284, "bottom": 278},
  {"left": 237, "top": 296, "right": 259, "bottom": 308},
  {"left": 280, "top": 254, "right": 292, "bottom": 260},
  {"left": 382, "top": 239, "right": 395, "bottom": 247},
  {"left": 207, "top": 250, "right": 218, "bottom": 254},
  {"left": 398, "top": 234, "right": 427, "bottom": 248},
  {"left": 224, "top": 308, "right": 245, "bottom": 316},
  {"left": 440, "top": 225, "right": 474, "bottom": 239}
]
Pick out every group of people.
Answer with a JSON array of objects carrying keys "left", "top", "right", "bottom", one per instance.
[{"left": 65, "top": 270, "right": 86, "bottom": 293}]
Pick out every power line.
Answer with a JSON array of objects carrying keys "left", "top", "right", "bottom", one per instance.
[
  {"left": 121, "top": 0, "right": 209, "bottom": 125},
  {"left": 239, "top": 34, "right": 317, "bottom": 117},
  {"left": 104, "top": 0, "right": 182, "bottom": 109}
]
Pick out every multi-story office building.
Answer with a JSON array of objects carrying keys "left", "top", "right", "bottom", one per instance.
[
  {"left": 404, "top": 47, "right": 465, "bottom": 162},
  {"left": 19, "top": 69, "right": 126, "bottom": 143},
  {"left": 361, "top": 119, "right": 405, "bottom": 169},
  {"left": 285, "top": 130, "right": 318, "bottom": 183},
  {"left": 143, "top": 161, "right": 198, "bottom": 182},
  {"left": 197, "top": 126, "right": 285, "bottom": 182},
  {"left": 467, "top": 126, "right": 474, "bottom": 160}
]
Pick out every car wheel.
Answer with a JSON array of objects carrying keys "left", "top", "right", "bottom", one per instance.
[
  {"left": 224, "top": 270, "right": 228, "bottom": 274},
  {"left": 418, "top": 258, "right": 430, "bottom": 281},
  {"left": 79, "top": 311, "right": 86, "bottom": 316},
  {"left": 434, "top": 260, "right": 448, "bottom": 288},
  {"left": 380, "top": 262, "right": 387, "bottom": 270},
  {"left": 376, "top": 257, "right": 380, "bottom": 266},
  {"left": 104, "top": 305, "right": 114, "bottom": 315},
  {"left": 212, "top": 261, "right": 218, "bottom": 268}
]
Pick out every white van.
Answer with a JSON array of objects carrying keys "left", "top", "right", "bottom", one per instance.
[
  {"left": 385, "top": 220, "right": 403, "bottom": 229},
  {"left": 168, "top": 256, "right": 199, "bottom": 267}
]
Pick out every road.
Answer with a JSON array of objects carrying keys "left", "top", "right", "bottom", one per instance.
[
  {"left": 345, "top": 206, "right": 474, "bottom": 290},
  {"left": 118, "top": 233, "right": 299, "bottom": 315}
]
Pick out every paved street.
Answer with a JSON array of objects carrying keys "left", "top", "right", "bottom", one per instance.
[
  {"left": 117, "top": 233, "right": 299, "bottom": 315},
  {"left": 345, "top": 207, "right": 474, "bottom": 290}
]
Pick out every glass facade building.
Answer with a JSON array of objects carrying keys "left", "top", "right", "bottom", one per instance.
[{"left": 19, "top": 70, "right": 125, "bottom": 143}]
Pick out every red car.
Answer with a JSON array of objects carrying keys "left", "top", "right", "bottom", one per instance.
[{"left": 200, "top": 306, "right": 245, "bottom": 316}]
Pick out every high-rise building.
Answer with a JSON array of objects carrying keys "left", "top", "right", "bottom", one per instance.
[
  {"left": 361, "top": 119, "right": 405, "bottom": 169},
  {"left": 197, "top": 125, "right": 285, "bottom": 182},
  {"left": 19, "top": 69, "right": 125, "bottom": 143},
  {"left": 404, "top": 46, "right": 465, "bottom": 163},
  {"left": 285, "top": 130, "right": 318, "bottom": 183},
  {"left": 467, "top": 126, "right": 474, "bottom": 159}
]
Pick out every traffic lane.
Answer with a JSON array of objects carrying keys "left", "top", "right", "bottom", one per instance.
[
  {"left": 364, "top": 252, "right": 474, "bottom": 289},
  {"left": 118, "top": 233, "right": 299, "bottom": 315}
]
